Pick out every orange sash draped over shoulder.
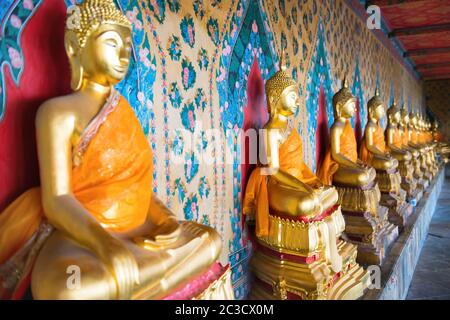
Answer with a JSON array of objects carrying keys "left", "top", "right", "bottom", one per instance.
[
  {"left": 411, "top": 130, "right": 418, "bottom": 144},
  {"left": 392, "top": 128, "right": 403, "bottom": 148},
  {"left": 278, "top": 129, "right": 317, "bottom": 184},
  {"left": 402, "top": 128, "right": 409, "bottom": 146},
  {"left": 317, "top": 120, "right": 356, "bottom": 185},
  {"left": 0, "top": 90, "right": 153, "bottom": 265},
  {"left": 360, "top": 124, "right": 386, "bottom": 165},
  {"left": 72, "top": 92, "right": 153, "bottom": 232},
  {"left": 243, "top": 129, "right": 317, "bottom": 237}
]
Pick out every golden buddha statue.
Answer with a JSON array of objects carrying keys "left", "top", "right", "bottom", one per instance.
[
  {"left": 409, "top": 114, "right": 433, "bottom": 186},
  {"left": 432, "top": 120, "right": 450, "bottom": 164},
  {"left": 0, "top": 0, "right": 233, "bottom": 300},
  {"left": 360, "top": 98, "right": 414, "bottom": 227},
  {"left": 385, "top": 104, "right": 421, "bottom": 204},
  {"left": 360, "top": 90, "right": 400, "bottom": 192},
  {"left": 317, "top": 79, "right": 398, "bottom": 266},
  {"left": 243, "top": 60, "right": 368, "bottom": 300},
  {"left": 399, "top": 108, "right": 426, "bottom": 194},
  {"left": 419, "top": 118, "right": 438, "bottom": 177}
]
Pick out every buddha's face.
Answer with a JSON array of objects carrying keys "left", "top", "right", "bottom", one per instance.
[
  {"left": 341, "top": 100, "right": 356, "bottom": 118},
  {"left": 401, "top": 112, "right": 409, "bottom": 126},
  {"left": 277, "top": 86, "right": 300, "bottom": 117},
  {"left": 390, "top": 110, "right": 400, "bottom": 124},
  {"left": 79, "top": 24, "right": 132, "bottom": 86},
  {"left": 371, "top": 104, "right": 385, "bottom": 121}
]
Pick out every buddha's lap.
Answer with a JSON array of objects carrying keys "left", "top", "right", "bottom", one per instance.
[
  {"left": 333, "top": 166, "right": 375, "bottom": 187},
  {"left": 371, "top": 156, "right": 397, "bottom": 171},
  {"left": 267, "top": 179, "right": 336, "bottom": 216},
  {"left": 31, "top": 222, "right": 221, "bottom": 298}
]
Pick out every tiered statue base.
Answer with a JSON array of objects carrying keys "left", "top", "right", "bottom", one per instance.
[
  {"left": 379, "top": 192, "right": 413, "bottom": 230},
  {"left": 397, "top": 160, "right": 422, "bottom": 203},
  {"left": 376, "top": 170, "right": 413, "bottom": 229},
  {"left": 335, "top": 182, "right": 399, "bottom": 266},
  {"left": 400, "top": 177, "right": 422, "bottom": 204},
  {"left": 248, "top": 206, "right": 369, "bottom": 300},
  {"left": 249, "top": 241, "right": 369, "bottom": 300},
  {"left": 421, "top": 171, "right": 432, "bottom": 187}
]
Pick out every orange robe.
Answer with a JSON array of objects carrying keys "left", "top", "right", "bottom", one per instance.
[
  {"left": 0, "top": 91, "right": 153, "bottom": 266},
  {"left": 360, "top": 123, "right": 386, "bottom": 165},
  {"left": 317, "top": 120, "right": 357, "bottom": 185},
  {"left": 243, "top": 129, "right": 318, "bottom": 237},
  {"left": 392, "top": 128, "right": 403, "bottom": 149},
  {"left": 402, "top": 128, "right": 409, "bottom": 147},
  {"left": 411, "top": 130, "right": 419, "bottom": 144}
]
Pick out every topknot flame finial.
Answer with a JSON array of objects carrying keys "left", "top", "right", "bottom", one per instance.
[{"left": 279, "top": 48, "right": 287, "bottom": 71}]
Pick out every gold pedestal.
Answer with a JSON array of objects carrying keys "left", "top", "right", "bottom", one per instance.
[
  {"left": 376, "top": 170, "right": 413, "bottom": 230},
  {"left": 248, "top": 207, "right": 369, "bottom": 300},
  {"left": 249, "top": 240, "right": 369, "bottom": 300},
  {"left": 335, "top": 182, "right": 399, "bottom": 265},
  {"left": 398, "top": 160, "right": 422, "bottom": 203}
]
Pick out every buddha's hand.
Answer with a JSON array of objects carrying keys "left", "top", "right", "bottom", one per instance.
[
  {"left": 151, "top": 217, "right": 181, "bottom": 244},
  {"left": 96, "top": 236, "right": 140, "bottom": 300}
]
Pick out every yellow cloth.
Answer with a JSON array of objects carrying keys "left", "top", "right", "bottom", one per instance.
[
  {"left": 243, "top": 129, "right": 318, "bottom": 237},
  {"left": 360, "top": 123, "right": 386, "bottom": 165},
  {"left": 411, "top": 130, "right": 419, "bottom": 144},
  {"left": 317, "top": 120, "right": 356, "bottom": 185},
  {"left": 0, "top": 95, "right": 153, "bottom": 265}
]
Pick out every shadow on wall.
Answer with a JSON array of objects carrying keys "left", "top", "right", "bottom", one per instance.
[{"left": 0, "top": 0, "right": 71, "bottom": 211}]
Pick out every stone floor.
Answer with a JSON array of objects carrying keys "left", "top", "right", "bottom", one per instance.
[{"left": 406, "top": 172, "right": 450, "bottom": 300}]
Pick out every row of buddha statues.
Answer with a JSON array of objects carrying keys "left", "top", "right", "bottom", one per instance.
[
  {"left": 242, "top": 57, "right": 447, "bottom": 300},
  {"left": 0, "top": 0, "right": 447, "bottom": 300}
]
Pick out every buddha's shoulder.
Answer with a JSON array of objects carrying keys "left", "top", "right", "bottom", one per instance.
[
  {"left": 330, "top": 121, "right": 345, "bottom": 131},
  {"left": 36, "top": 94, "right": 79, "bottom": 125},
  {"left": 365, "top": 122, "right": 377, "bottom": 130}
]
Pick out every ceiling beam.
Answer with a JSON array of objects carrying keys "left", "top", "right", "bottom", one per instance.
[
  {"left": 415, "top": 61, "right": 450, "bottom": 70},
  {"left": 389, "top": 23, "right": 450, "bottom": 37},
  {"left": 405, "top": 47, "right": 450, "bottom": 57},
  {"left": 423, "top": 75, "right": 450, "bottom": 81},
  {"left": 367, "top": 0, "right": 425, "bottom": 7}
]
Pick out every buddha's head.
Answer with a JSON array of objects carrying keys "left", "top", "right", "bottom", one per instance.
[
  {"left": 333, "top": 78, "right": 356, "bottom": 119},
  {"left": 410, "top": 113, "right": 418, "bottom": 129},
  {"left": 418, "top": 117, "right": 425, "bottom": 131},
  {"left": 400, "top": 106, "right": 409, "bottom": 127},
  {"left": 265, "top": 53, "right": 299, "bottom": 118},
  {"left": 65, "top": 0, "right": 132, "bottom": 91},
  {"left": 432, "top": 120, "right": 439, "bottom": 131},
  {"left": 367, "top": 88, "right": 385, "bottom": 122},
  {"left": 387, "top": 102, "right": 400, "bottom": 126}
]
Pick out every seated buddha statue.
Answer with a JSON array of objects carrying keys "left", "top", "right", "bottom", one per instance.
[
  {"left": 409, "top": 114, "right": 433, "bottom": 184},
  {"left": 360, "top": 90, "right": 402, "bottom": 198},
  {"left": 0, "top": 0, "right": 231, "bottom": 300},
  {"left": 243, "top": 60, "right": 368, "bottom": 300},
  {"left": 399, "top": 108, "right": 425, "bottom": 190},
  {"left": 432, "top": 120, "right": 450, "bottom": 163},
  {"left": 360, "top": 90, "right": 399, "bottom": 174},
  {"left": 385, "top": 104, "right": 419, "bottom": 204},
  {"left": 385, "top": 102, "right": 411, "bottom": 163},
  {"left": 317, "top": 79, "right": 398, "bottom": 266},
  {"left": 317, "top": 80, "right": 376, "bottom": 189},
  {"left": 420, "top": 118, "right": 438, "bottom": 177}
]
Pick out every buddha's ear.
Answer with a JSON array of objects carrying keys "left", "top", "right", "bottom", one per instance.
[{"left": 65, "top": 31, "right": 83, "bottom": 91}]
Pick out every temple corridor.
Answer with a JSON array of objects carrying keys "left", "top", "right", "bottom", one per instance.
[{"left": 407, "top": 167, "right": 450, "bottom": 300}]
